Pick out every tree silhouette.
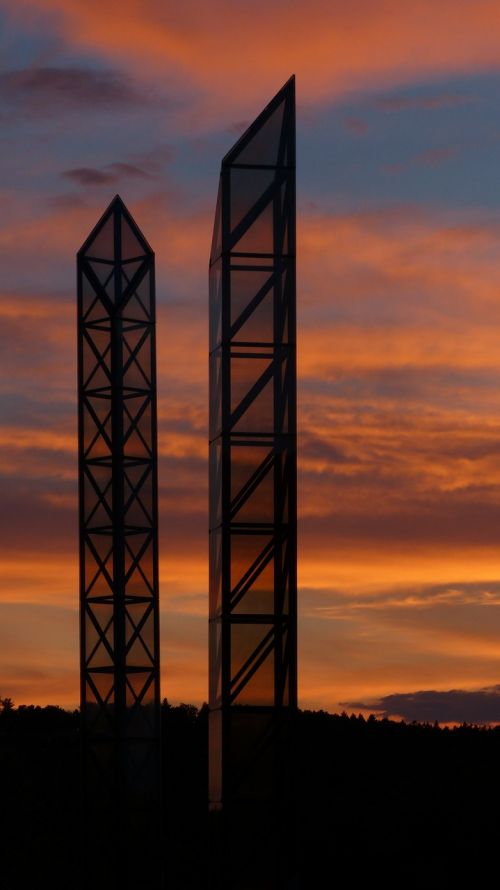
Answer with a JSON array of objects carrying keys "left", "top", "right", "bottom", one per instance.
[{"left": 0, "top": 700, "right": 499, "bottom": 888}]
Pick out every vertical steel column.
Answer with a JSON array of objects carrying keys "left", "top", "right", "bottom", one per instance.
[
  {"left": 77, "top": 196, "right": 162, "bottom": 889},
  {"left": 209, "top": 77, "right": 297, "bottom": 888}
]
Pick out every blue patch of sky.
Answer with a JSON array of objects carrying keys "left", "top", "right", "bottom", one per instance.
[
  {"left": 166, "top": 70, "right": 500, "bottom": 219},
  {"left": 1, "top": 103, "right": 171, "bottom": 205},
  {"left": 0, "top": 9, "right": 59, "bottom": 69},
  {"left": 298, "top": 73, "right": 500, "bottom": 214},
  {"left": 0, "top": 17, "right": 175, "bottom": 202},
  {"left": 7, "top": 13, "right": 500, "bottom": 254},
  {"left": 6, "top": 9, "right": 500, "bottom": 216},
  {"left": 167, "top": 130, "right": 242, "bottom": 206},
  {"left": 0, "top": 29, "right": 214, "bottom": 218}
]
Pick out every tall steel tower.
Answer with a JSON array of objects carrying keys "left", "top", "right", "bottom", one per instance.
[
  {"left": 77, "top": 196, "right": 162, "bottom": 888},
  {"left": 209, "top": 77, "right": 297, "bottom": 888}
]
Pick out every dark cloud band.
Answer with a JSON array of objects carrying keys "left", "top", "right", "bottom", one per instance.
[
  {"left": 343, "top": 686, "right": 500, "bottom": 724},
  {"left": 0, "top": 66, "right": 150, "bottom": 112}
]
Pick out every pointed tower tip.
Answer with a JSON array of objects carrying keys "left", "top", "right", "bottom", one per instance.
[
  {"left": 222, "top": 76, "right": 295, "bottom": 168},
  {"left": 282, "top": 74, "right": 295, "bottom": 98},
  {"left": 77, "top": 193, "right": 154, "bottom": 258}
]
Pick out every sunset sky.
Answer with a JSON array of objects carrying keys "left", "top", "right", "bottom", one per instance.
[{"left": 3, "top": 1, "right": 500, "bottom": 721}]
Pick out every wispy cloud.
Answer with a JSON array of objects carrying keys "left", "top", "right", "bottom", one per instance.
[
  {"left": 344, "top": 117, "right": 368, "bottom": 136},
  {"left": 63, "top": 162, "right": 153, "bottom": 187},
  {"left": 0, "top": 65, "right": 151, "bottom": 112},
  {"left": 415, "top": 147, "right": 457, "bottom": 167},
  {"left": 376, "top": 93, "right": 474, "bottom": 112},
  {"left": 305, "top": 582, "right": 500, "bottom": 617},
  {"left": 7, "top": 0, "right": 500, "bottom": 115},
  {"left": 385, "top": 146, "right": 457, "bottom": 174}
]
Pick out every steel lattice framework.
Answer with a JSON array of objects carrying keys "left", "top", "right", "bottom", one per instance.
[
  {"left": 209, "top": 77, "right": 297, "bottom": 888},
  {"left": 77, "top": 196, "right": 162, "bottom": 888}
]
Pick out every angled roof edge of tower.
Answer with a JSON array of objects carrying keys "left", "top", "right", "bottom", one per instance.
[
  {"left": 77, "top": 194, "right": 121, "bottom": 257},
  {"left": 221, "top": 74, "right": 295, "bottom": 168},
  {"left": 77, "top": 193, "right": 154, "bottom": 257},
  {"left": 120, "top": 196, "right": 154, "bottom": 257}
]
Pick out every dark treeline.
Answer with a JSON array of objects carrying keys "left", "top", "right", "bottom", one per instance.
[{"left": 1, "top": 699, "right": 499, "bottom": 888}]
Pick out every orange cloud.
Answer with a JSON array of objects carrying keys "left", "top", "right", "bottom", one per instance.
[
  {"left": 299, "top": 208, "right": 500, "bottom": 320},
  {"left": 4, "top": 186, "right": 500, "bottom": 709},
  {"left": 0, "top": 427, "right": 74, "bottom": 457},
  {"left": 7, "top": 1, "right": 500, "bottom": 118},
  {"left": 298, "top": 573, "right": 500, "bottom": 712}
]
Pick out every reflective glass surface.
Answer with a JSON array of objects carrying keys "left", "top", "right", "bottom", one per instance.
[
  {"left": 84, "top": 212, "right": 115, "bottom": 260},
  {"left": 231, "top": 100, "right": 285, "bottom": 167},
  {"left": 209, "top": 80, "right": 296, "bottom": 819}
]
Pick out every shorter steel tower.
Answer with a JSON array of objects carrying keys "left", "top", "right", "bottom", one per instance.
[
  {"left": 77, "top": 196, "right": 162, "bottom": 889},
  {"left": 209, "top": 77, "right": 297, "bottom": 888}
]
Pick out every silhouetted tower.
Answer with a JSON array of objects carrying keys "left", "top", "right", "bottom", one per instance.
[
  {"left": 209, "top": 78, "right": 297, "bottom": 888},
  {"left": 77, "top": 196, "right": 162, "bottom": 889}
]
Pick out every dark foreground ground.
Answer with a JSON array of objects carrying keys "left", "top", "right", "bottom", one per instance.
[{"left": 1, "top": 700, "right": 499, "bottom": 888}]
